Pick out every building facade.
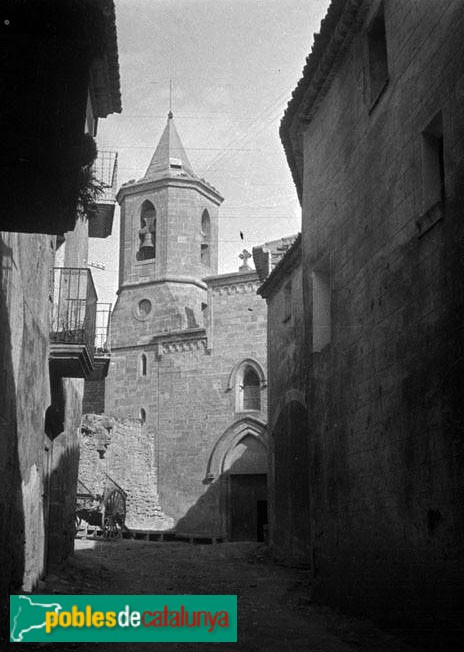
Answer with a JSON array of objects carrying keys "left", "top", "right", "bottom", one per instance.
[
  {"left": 280, "top": 0, "right": 464, "bottom": 639},
  {"left": 99, "top": 115, "right": 269, "bottom": 540},
  {"left": 0, "top": 1, "right": 121, "bottom": 638},
  {"left": 255, "top": 235, "right": 310, "bottom": 567}
]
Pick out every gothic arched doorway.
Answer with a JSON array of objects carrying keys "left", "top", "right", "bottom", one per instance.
[
  {"left": 225, "top": 434, "right": 267, "bottom": 542},
  {"left": 206, "top": 418, "right": 268, "bottom": 542}
]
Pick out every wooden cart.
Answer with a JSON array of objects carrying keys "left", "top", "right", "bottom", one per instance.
[{"left": 75, "top": 474, "right": 127, "bottom": 539}]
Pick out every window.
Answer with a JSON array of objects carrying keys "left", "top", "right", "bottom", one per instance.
[
  {"left": 367, "top": 4, "right": 389, "bottom": 107},
  {"left": 229, "top": 359, "right": 265, "bottom": 413},
  {"left": 169, "top": 157, "right": 182, "bottom": 170},
  {"left": 312, "top": 269, "right": 331, "bottom": 352},
  {"left": 242, "top": 367, "right": 261, "bottom": 411},
  {"left": 140, "top": 354, "right": 147, "bottom": 376},
  {"left": 137, "top": 299, "right": 152, "bottom": 317},
  {"left": 422, "top": 112, "right": 445, "bottom": 210},
  {"left": 201, "top": 244, "right": 210, "bottom": 264},
  {"left": 140, "top": 408, "right": 146, "bottom": 424},
  {"left": 201, "top": 209, "right": 211, "bottom": 266},
  {"left": 283, "top": 280, "right": 292, "bottom": 322},
  {"left": 416, "top": 112, "right": 445, "bottom": 236},
  {"left": 137, "top": 200, "right": 156, "bottom": 261}
]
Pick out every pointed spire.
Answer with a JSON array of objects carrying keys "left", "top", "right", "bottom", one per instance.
[{"left": 143, "top": 113, "right": 194, "bottom": 180}]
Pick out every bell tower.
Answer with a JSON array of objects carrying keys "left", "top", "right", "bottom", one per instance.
[{"left": 111, "top": 112, "right": 223, "bottom": 347}]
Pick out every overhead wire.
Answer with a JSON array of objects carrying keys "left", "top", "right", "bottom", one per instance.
[{"left": 203, "top": 86, "right": 293, "bottom": 172}]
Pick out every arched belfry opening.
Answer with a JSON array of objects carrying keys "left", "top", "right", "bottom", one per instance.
[
  {"left": 137, "top": 200, "right": 156, "bottom": 261},
  {"left": 200, "top": 209, "right": 211, "bottom": 266}
]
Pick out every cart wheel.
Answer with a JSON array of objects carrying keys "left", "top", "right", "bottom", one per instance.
[{"left": 103, "top": 489, "right": 126, "bottom": 539}]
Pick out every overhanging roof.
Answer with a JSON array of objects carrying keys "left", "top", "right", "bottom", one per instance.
[
  {"left": 90, "top": 0, "right": 122, "bottom": 117},
  {"left": 280, "top": 0, "right": 363, "bottom": 201}
]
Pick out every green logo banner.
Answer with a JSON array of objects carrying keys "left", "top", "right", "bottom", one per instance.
[{"left": 10, "top": 594, "right": 237, "bottom": 643}]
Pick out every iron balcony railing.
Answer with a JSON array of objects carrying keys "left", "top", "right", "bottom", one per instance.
[
  {"left": 93, "top": 150, "right": 118, "bottom": 204},
  {"left": 95, "top": 303, "right": 112, "bottom": 354},
  {"left": 49, "top": 268, "right": 97, "bottom": 364}
]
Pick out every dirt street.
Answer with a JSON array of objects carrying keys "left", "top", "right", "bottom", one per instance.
[{"left": 26, "top": 539, "right": 419, "bottom": 652}]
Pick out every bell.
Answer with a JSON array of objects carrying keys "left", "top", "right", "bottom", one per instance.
[{"left": 139, "top": 234, "right": 154, "bottom": 250}]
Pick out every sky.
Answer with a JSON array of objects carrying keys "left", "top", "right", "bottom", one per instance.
[{"left": 89, "top": 0, "right": 329, "bottom": 304}]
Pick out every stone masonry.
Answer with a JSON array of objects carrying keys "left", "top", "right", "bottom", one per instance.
[
  {"left": 280, "top": 0, "right": 464, "bottom": 637},
  {"left": 0, "top": 231, "right": 53, "bottom": 598},
  {"left": 79, "top": 414, "right": 173, "bottom": 530},
  {"left": 256, "top": 235, "right": 311, "bottom": 566}
]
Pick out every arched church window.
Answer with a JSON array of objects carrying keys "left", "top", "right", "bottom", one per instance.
[
  {"left": 228, "top": 358, "right": 265, "bottom": 413},
  {"left": 137, "top": 200, "right": 156, "bottom": 261},
  {"left": 140, "top": 408, "right": 146, "bottom": 423},
  {"left": 242, "top": 367, "right": 261, "bottom": 411},
  {"left": 201, "top": 209, "right": 211, "bottom": 266},
  {"left": 141, "top": 354, "right": 147, "bottom": 376}
]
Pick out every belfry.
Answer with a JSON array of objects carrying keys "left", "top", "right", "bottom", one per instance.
[{"left": 112, "top": 112, "right": 223, "bottom": 340}]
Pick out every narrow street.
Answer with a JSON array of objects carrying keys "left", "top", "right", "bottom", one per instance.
[
  {"left": 33, "top": 539, "right": 419, "bottom": 652},
  {"left": 2, "top": 3, "right": 463, "bottom": 651}
]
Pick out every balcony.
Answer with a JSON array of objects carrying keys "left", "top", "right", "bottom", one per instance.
[
  {"left": 49, "top": 268, "right": 97, "bottom": 378},
  {"left": 88, "top": 303, "right": 112, "bottom": 380},
  {"left": 95, "top": 303, "right": 112, "bottom": 355},
  {"left": 89, "top": 151, "right": 118, "bottom": 238}
]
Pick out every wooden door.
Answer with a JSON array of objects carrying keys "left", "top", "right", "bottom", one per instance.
[{"left": 229, "top": 473, "right": 267, "bottom": 541}]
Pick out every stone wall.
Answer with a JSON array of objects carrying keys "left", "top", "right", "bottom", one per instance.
[
  {"left": 111, "top": 282, "right": 207, "bottom": 347},
  {"left": 83, "top": 377, "right": 106, "bottom": 414},
  {"left": 0, "top": 218, "right": 94, "bottom": 635},
  {"left": 46, "top": 376, "right": 83, "bottom": 569},
  {"left": 259, "top": 238, "right": 310, "bottom": 565},
  {"left": 0, "top": 231, "right": 52, "bottom": 624},
  {"left": 79, "top": 414, "right": 172, "bottom": 530},
  {"left": 297, "top": 0, "right": 464, "bottom": 633}
]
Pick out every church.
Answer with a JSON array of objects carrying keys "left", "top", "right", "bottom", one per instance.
[{"left": 82, "top": 113, "right": 271, "bottom": 541}]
